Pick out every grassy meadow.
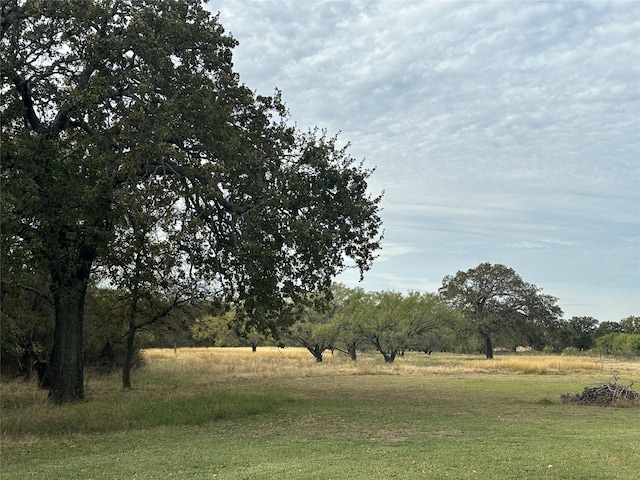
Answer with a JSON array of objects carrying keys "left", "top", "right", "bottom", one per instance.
[{"left": 1, "top": 348, "right": 639, "bottom": 479}]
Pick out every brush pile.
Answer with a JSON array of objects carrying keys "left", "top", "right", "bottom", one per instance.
[{"left": 561, "top": 377, "right": 640, "bottom": 406}]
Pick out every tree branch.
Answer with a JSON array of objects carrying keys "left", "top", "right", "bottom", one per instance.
[
  {"left": 13, "top": 73, "right": 41, "bottom": 131},
  {"left": 0, "top": 0, "right": 26, "bottom": 40},
  {"left": 142, "top": 159, "right": 254, "bottom": 215},
  {"left": 126, "top": 296, "right": 190, "bottom": 332},
  {"left": 0, "top": 280, "right": 54, "bottom": 307}
]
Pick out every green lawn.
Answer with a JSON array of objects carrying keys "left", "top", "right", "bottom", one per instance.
[{"left": 2, "top": 349, "right": 639, "bottom": 479}]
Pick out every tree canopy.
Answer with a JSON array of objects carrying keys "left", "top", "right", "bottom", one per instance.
[
  {"left": 438, "top": 262, "right": 562, "bottom": 359},
  {"left": 1, "top": 0, "right": 382, "bottom": 402},
  {"left": 361, "top": 291, "right": 457, "bottom": 363}
]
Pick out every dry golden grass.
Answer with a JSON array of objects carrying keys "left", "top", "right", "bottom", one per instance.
[
  {"left": 143, "top": 346, "right": 323, "bottom": 382},
  {"left": 141, "top": 347, "right": 634, "bottom": 380},
  {"left": 463, "top": 356, "right": 603, "bottom": 374}
]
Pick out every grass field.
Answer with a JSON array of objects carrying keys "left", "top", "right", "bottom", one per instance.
[{"left": 1, "top": 348, "right": 639, "bottom": 479}]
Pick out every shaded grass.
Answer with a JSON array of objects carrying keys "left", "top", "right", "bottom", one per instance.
[
  {"left": 0, "top": 377, "right": 290, "bottom": 437},
  {"left": 2, "top": 349, "right": 639, "bottom": 479}
]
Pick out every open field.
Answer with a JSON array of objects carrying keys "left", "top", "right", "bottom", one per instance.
[{"left": 2, "top": 348, "right": 639, "bottom": 479}]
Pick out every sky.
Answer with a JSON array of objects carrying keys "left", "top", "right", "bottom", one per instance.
[{"left": 209, "top": 0, "right": 640, "bottom": 323}]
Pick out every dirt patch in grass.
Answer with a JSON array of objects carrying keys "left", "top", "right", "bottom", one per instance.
[
  {"left": 366, "top": 428, "right": 462, "bottom": 443},
  {"left": 369, "top": 428, "right": 421, "bottom": 443}
]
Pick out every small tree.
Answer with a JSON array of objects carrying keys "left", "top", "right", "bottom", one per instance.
[
  {"left": 614, "top": 334, "right": 640, "bottom": 356},
  {"left": 99, "top": 180, "right": 202, "bottom": 389},
  {"left": 410, "top": 301, "right": 463, "bottom": 354},
  {"left": 191, "top": 311, "right": 236, "bottom": 346},
  {"left": 242, "top": 327, "right": 267, "bottom": 352},
  {"left": 360, "top": 291, "right": 405, "bottom": 363},
  {"left": 362, "top": 291, "right": 450, "bottom": 363},
  {"left": 287, "top": 295, "right": 339, "bottom": 362},
  {"left": 330, "top": 285, "right": 368, "bottom": 360},
  {"left": 190, "top": 307, "right": 266, "bottom": 350}
]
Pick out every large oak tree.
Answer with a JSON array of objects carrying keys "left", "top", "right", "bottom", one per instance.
[
  {"left": 439, "top": 263, "right": 562, "bottom": 359},
  {"left": 1, "top": 0, "right": 382, "bottom": 402}
]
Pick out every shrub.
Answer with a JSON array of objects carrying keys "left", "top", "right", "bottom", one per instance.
[
  {"left": 595, "top": 333, "right": 640, "bottom": 357},
  {"left": 613, "top": 333, "right": 640, "bottom": 356},
  {"left": 561, "top": 346, "right": 581, "bottom": 356}
]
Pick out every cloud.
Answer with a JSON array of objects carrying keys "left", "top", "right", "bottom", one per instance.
[
  {"left": 374, "top": 242, "right": 421, "bottom": 263},
  {"left": 539, "top": 238, "right": 576, "bottom": 247},
  {"left": 505, "top": 241, "right": 545, "bottom": 250}
]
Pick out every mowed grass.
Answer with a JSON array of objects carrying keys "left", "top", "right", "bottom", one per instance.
[{"left": 2, "top": 348, "right": 639, "bottom": 479}]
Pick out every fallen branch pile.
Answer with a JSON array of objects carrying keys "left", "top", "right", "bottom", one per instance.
[{"left": 561, "top": 377, "right": 640, "bottom": 406}]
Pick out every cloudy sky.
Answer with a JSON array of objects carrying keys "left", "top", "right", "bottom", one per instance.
[{"left": 209, "top": 1, "right": 639, "bottom": 322}]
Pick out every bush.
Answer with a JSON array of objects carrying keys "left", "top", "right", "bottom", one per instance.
[
  {"left": 595, "top": 333, "right": 640, "bottom": 357},
  {"left": 614, "top": 333, "right": 640, "bottom": 356},
  {"left": 594, "top": 333, "right": 616, "bottom": 355},
  {"left": 561, "top": 346, "right": 581, "bottom": 356}
]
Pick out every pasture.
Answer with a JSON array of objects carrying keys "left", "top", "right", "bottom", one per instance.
[{"left": 1, "top": 348, "right": 639, "bottom": 479}]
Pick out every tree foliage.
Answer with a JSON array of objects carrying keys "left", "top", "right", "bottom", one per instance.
[
  {"left": 594, "top": 333, "right": 640, "bottom": 357},
  {"left": 1, "top": 0, "right": 382, "bottom": 402},
  {"left": 0, "top": 271, "right": 53, "bottom": 381},
  {"left": 438, "top": 263, "right": 563, "bottom": 359},
  {"left": 331, "top": 285, "right": 369, "bottom": 360},
  {"left": 565, "top": 316, "right": 598, "bottom": 351},
  {"left": 190, "top": 310, "right": 236, "bottom": 344},
  {"left": 593, "top": 321, "right": 623, "bottom": 338},
  {"left": 592, "top": 316, "right": 640, "bottom": 357},
  {"left": 620, "top": 316, "right": 640, "bottom": 334},
  {"left": 360, "top": 291, "right": 456, "bottom": 363},
  {"left": 286, "top": 288, "right": 343, "bottom": 362}
]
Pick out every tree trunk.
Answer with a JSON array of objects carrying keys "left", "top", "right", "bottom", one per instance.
[
  {"left": 48, "top": 273, "right": 89, "bottom": 403},
  {"left": 347, "top": 343, "right": 357, "bottom": 361},
  {"left": 23, "top": 346, "right": 34, "bottom": 382},
  {"left": 483, "top": 332, "right": 494, "bottom": 359},
  {"left": 312, "top": 348, "right": 323, "bottom": 362},
  {"left": 47, "top": 240, "right": 94, "bottom": 403},
  {"left": 122, "top": 323, "right": 136, "bottom": 389},
  {"left": 123, "top": 287, "right": 141, "bottom": 390},
  {"left": 301, "top": 343, "right": 324, "bottom": 362}
]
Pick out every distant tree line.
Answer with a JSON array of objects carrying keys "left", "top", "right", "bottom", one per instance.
[{"left": 3, "top": 262, "right": 638, "bottom": 390}]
